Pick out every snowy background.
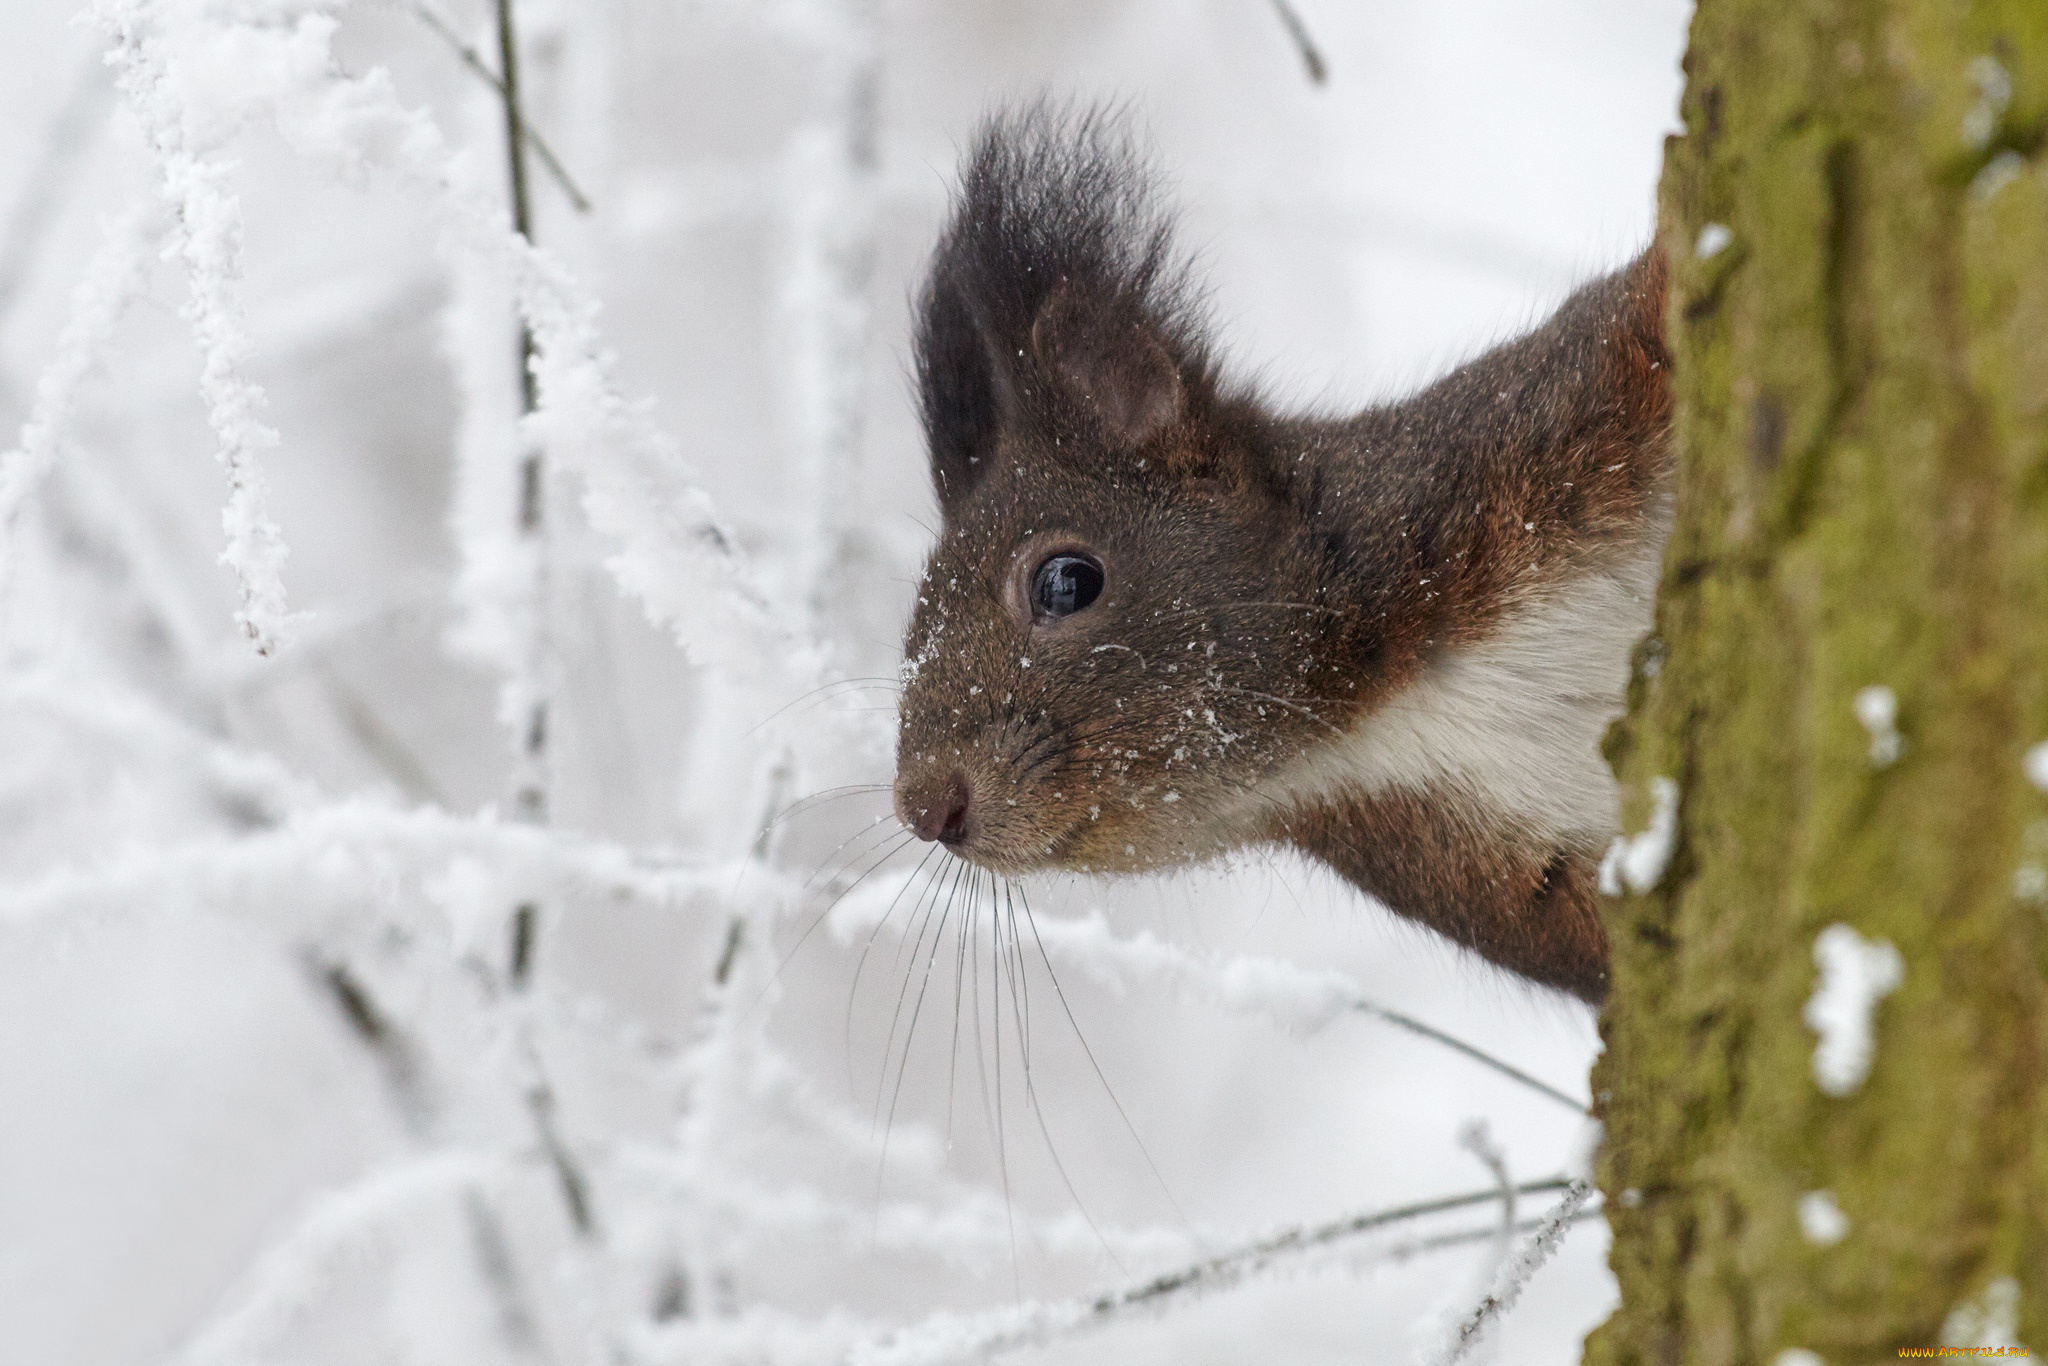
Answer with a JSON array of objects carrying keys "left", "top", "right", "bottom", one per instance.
[{"left": 0, "top": 1, "right": 1689, "bottom": 1362}]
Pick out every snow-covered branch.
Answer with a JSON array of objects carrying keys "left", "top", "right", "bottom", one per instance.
[
  {"left": 1426, "top": 1179, "right": 1596, "bottom": 1366},
  {"left": 91, "top": 0, "right": 300, "bottom": 653},
  {"left": 830, "top": 879, "right": 1589, "bottom": 1113},
  {"left": 0, "top": 200, "right": 160, "bottom": 593},
  {"left": 847, "top": 1179, "right": 1583, "bottom": 1366},
  {"left": 0, "top": 799, "right": 776, "bottom": 933},
  {"left": 171, "top": 1150, "right": 515, "bottom": 1366}
]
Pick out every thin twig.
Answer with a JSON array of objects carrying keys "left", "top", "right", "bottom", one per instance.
[
  {"left": 0, "top": 203, "right": 161, "bottom": 593},
  {"left": 169, "top": 1150, "right": 518, "bottom": 1366},
  {"left": 306, "top": 958, "right": 548, "bottom": 1360},
  {"left": 312, "top": 957, "right": 431, "bottom": 1135},
  {"left": 1433, "top": 1178, "right": 1597, "bottom": 1366},
  {"left": 408, "top": 0, "right": 592, "bottom": 213},
  {"left": 1458, "top": 1118, "right": 1515, "bottom": 1264},
  {"left": 96, "top": 11, "right": 295, "bottom": 653},
  {"left": 848, "top": 1178, "right": 1582, "bottom": 1365},
  {"left": 527, "top": 1079, "right": 596, "bottom": 1236},
  {"left": 494, "top": 0, "right": 549, "bottom": 825},
  {"left": 485, "top": 0, "right": 596, "bottom": 1259},
  {"left": 1268, "top": 0, "right": 1328, "bottom": 85},
  {"left": 661, "top": 760, "right": 796, "bottom": 1315},
  {"left": 934, "top": 904, "right": 1593, "bottom": 1115},
  {"left": 1354, "top": 1000, "right": 1590, "bottom": 1115}
]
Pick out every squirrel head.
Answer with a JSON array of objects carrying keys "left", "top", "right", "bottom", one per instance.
[{"left": 892, "top": 106, "right": 1350, "bottom": 875}]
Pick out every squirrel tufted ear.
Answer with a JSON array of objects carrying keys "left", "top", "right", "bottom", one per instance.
[
  {"left": 1031, "top": 284, "right": 1185, "bottom": 448},
  {"left": 913, "top": 272, "right": 1004, "bottom": 515}
]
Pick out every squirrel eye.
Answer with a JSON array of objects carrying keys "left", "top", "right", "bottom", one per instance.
[{"left": 1030, "top": 552, "right": 1105, "bottom": 621}]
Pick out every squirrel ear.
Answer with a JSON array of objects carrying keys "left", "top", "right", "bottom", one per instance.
[
  {"left": 1031, "top": 284, "right": 1184, "bottom": 448},
  {"left": 914, "top": 274, "right": 1003, "bottom": 515}
]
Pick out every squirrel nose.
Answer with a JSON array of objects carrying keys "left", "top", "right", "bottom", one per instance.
[{"left": 907, "top": 772, "right": 973, "bottom": 845}]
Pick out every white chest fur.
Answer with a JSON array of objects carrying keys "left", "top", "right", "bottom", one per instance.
[{"left": 1253, "top": 540, "right": 1662, "bottom": 845}]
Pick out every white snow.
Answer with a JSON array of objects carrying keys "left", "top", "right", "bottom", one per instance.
[
  {"left": 1795, "top": 1190, "right": 1848, "bottom": 1247},
  {"left": 2024, "top": 740, "right": 2048, "bottom": 792},
  {"left": 1942, "top": 1276, "right": 2026, "bottom": 1351},
  {"left": 1963, "top": 55, "right": 2012, "bottom": 150},
  {"left": 1852, "top": 685, "right": 1902, "bottom": 767},
  {"left": 1695, "top": 222, "right": 1732, "bottom": 259},
  {"left": 1599, "top": 775, "right": 1680, "bottom": 896},
  {"left": 2015, "top": 863, "right": 2048, "bottom": 905},
  {"left": 1804, "top": 924, "right": 1905, "bottom": 1096}
]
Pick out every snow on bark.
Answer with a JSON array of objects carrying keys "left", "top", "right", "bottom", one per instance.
[
  {"left": 2024, "top": 740, "right": 2048, "bottom": 793},
  {"left": 1598, "top": 775, "right": 1679, "bottom": 896},
  {"left": 1852, "top": 685, "right": 1903, "bottom": 767},
  {"left": 1803, "top": 923, "right": 1904, "bottom": 1098},
  {"left": 1795, "top": 1190, "right": 1849, "bottom": 1247}
]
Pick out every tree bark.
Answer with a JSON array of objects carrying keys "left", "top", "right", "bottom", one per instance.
[{"left": 1590, "top": 2, "right": 2048, "bottom": 1360}]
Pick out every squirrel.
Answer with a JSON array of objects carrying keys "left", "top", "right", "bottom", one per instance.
[{"left": 890, "top": 105, "right": 1671, "bottom": 1004}]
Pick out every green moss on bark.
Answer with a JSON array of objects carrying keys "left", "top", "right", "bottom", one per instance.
[{"left": 1590, "top": 2, "right": 2048, "bottom": 1361}]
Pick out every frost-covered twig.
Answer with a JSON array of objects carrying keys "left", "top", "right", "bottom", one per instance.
[
  {"left": 781, "top": 0, "right": 881, "bottom": 627},
  {"left": 313, "top": 956, "right": 434, "bottom": 1132},
  {"left": 0, "top": 667, "right": 312, "bottom": 825},
  {"left": 656, "top": 760, "right": 801, "bottom": 1316},
  {"left": 635, "top": 1209, "right": 1607, "bottom": 1366},
  {"left": 0, "top": 201, "right": 160, "bottom": 596},
  {"left": 169, "top": 1150, "right": 512, "bottom": 1366},
  {"left": 846, "top": 1179, "right": 1580, "bottom": 1366},
  {"left": 616, "top": 1149, "right": 1206, "bottom": 1272},
  {"left": 83, "top": 2, "right": 858, "bottom": 726},
  {"left": 1458, "top": 1118, "right": 1515, "bottom": 1267},
  {"left": 258, "top": 14, "right": 830, "bottom": 693},
  {"left": 484, "top": 0, "right": 554, "bottom": 830},
  {"left": 308, "top": 944, "right": 564, "bottom": 1356},
  {"left": 1426, "top": 1178, "right": 1595, "bottom": 1366},
  {"left": 0, "top": 798, "right": 770, "bottom": 931},
  {"left": 406, "top": 0, "right": 593, "bottom": 212},
  {"left": 91, "top": 0, "right": 299, "bottom": 654},
  {"left": 0, "top": 56, "right": 111, "bottom": 321},
  {"left": 831, "top": 887, "right": 1589, "bottom": 1113}
]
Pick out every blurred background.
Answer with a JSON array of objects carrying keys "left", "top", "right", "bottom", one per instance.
[{"left": 0, "top": 1, "right": 1689, "bottom": 1362}]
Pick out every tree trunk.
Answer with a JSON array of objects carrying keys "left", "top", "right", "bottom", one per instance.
[{"left": 1589, "top": 2, "right": 2048, "bottom": 1360}]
